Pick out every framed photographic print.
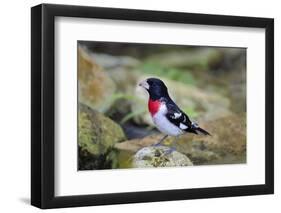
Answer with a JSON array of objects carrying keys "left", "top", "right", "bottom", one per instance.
[{"left": 31, "top": 3, "right": 274, "bottom": 209}]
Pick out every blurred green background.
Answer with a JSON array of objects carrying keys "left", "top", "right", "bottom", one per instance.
[{"left": 78, "top": 41, "right": 246, "bottom": 170}]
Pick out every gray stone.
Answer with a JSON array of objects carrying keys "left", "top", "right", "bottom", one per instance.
[{"left": 133, "top": 146, "right": 193, "bottom": 168}]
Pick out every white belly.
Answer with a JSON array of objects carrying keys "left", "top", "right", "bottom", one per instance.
[{"left": 152, "top": 111, "right": 183, "bottom": 136}]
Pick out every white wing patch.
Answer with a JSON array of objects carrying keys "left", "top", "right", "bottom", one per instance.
[
  {"left": 173, "top": 112, "right": 182, "bottom": 119},
  {"left": 192, "top": 122, "right": 199, "bottom": 128},
  {"left": 179, "top": 123, "right": 188, "bottom": 130}
]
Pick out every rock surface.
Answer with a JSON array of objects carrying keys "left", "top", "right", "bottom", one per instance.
[
  {"left": 78, "top": 103, "right": 126, "bottom": 170},
  {"left": 115, "top": 134, "right": 219, "bottom": 165},
  {"left": 133, "top": 146, "right": 193, "bottom": 168},
  {"left": 89, "top": 53, "right": 140, "bottom": 94},
  {"left": 115, "top": 114, "right": 246, "bottom": 166},
  {"left": 78, "top": 47, "right": 116, "bottom": 112},
  {"left": 114, "top": 134, "right": 168, "bottom": 152},
  {"left": 195, "top": 114, "right": 246, "bottom": 156}
]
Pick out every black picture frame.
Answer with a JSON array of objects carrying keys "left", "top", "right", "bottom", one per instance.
[{"left": 31, "top": 3, "right": 274, "bottom": 209}]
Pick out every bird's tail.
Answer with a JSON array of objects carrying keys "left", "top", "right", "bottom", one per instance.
[
  {"left": 188, "top": 122, "right": 211, "bottom": 136},
  {"left": 195, "top": 127, "right": 211, "bottom": 136}
]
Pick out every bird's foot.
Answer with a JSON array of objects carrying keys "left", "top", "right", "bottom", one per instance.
[
  {"left": 163, "top": 147, "right": 176, "bottom": 155},
  {"left": 152, "top": 141, "right": 163, "bottom": 147},
  {"left": 152, "top": 135, "right": 168, "bottom": 147}
]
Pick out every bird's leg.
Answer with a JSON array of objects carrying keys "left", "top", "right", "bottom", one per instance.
[
  {"left": 165, "top": 136, "right": 179, "bottom": 154},
  {"left": 153, "top": 134, "right": 168, "bottom": 146}
]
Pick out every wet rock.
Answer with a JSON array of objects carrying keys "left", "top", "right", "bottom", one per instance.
[
  {"left": 78, "top": 103, "right": 126, "bottom": 170},
  {"left": 78, "top": 47, "right": 116, "bottom": 112},
  {"left": 133, "top": 146, "right": 193, "bottom": 168}
]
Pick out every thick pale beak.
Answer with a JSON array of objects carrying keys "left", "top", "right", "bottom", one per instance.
[{"left": 138, "top": 80, "right": 150, "bottom": 90}]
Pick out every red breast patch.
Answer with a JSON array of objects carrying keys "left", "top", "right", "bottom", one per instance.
[{"left": 148, "top": 99, "right": 161, "bottom": 116}]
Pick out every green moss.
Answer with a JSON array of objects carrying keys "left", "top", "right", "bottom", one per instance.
[
  {"left": 133, "top": 146, "right": 193, "bottom": 168},
  {"left": 79, "top": 112, "right": 99, "bottom": 154},
  {"left": 78, "top": 103, "right": 126, "bottom": 156}
]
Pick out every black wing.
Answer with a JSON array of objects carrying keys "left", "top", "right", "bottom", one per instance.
[{"left": 164, "top": 98, "right": 210, "bottom": 135}]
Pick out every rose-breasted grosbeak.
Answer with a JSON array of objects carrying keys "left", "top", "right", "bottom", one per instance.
[{"left": 139, "top": 78, "right": 210, "bottom": 148}]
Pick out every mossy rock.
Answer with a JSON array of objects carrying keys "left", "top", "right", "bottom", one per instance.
[
  {"left": 198, "top": 114, "right": 246, "bottom": 155},
  {"left": 79, "top": 103, "right": 126, "bottom": 155},
  {"left": 133, "top": 146, "right": 193, "bottom": 168},
  {"left": 78, "top": 47, "right": 116, "bottom": 112},
  {"left": 78, "top": 103, "right": 126, "bottom": 169},
  {"left": 115, "top": 134, "right": 219, "bottom": 165}
]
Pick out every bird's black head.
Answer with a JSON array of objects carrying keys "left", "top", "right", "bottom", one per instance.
[{"left": 139, "top": 78, "right": 169, "bottom": 100}]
